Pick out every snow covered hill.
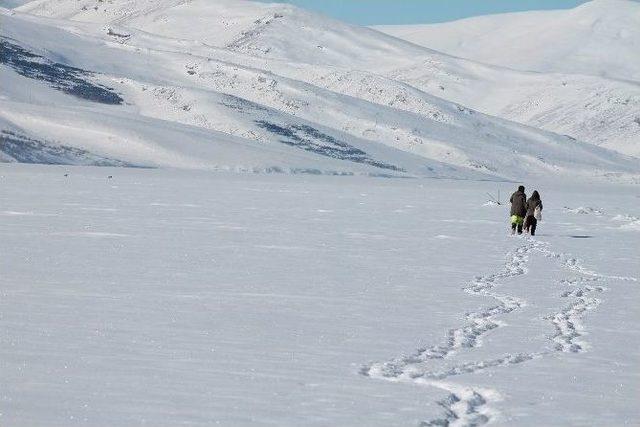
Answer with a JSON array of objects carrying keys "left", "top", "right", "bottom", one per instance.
[
  {"left": 375, "top": 0, "right": 640, "bottom": 83},
  {"left": 2, "top": 0, "right": 639, "bottom": 178},
  {"left": 373, "top": 0, "right": 640, "bottom": 156}
]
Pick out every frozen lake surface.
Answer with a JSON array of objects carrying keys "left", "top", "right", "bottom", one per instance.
[{"left": 1, "top": 164, "right": 638, "bottom": 426}]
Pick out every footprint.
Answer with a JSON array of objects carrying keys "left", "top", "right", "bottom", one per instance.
[{"left": 362, "top": 240, "right": 633, "bottom": 426}]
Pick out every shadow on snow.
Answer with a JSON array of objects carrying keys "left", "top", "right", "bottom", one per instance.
[
  {"left": 1, "top": 130, "right": 135, "bottom": 167},
  {"left": 255, "top": 120, "right": 404, "bottom": 172},
  {"left": 0, "top": 37, "right": 123, "bottom": 105}
]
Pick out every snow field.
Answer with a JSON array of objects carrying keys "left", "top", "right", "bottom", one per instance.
[{"left": 1, "top": 164, "right": 638, "bottom": 426}]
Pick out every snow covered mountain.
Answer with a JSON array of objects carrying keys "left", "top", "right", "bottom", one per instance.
[
  {"left": 374, "top": 1, "right": 640, "bottom": 156},
  {"left": 375, "top": 0, "right": 640, "bottom": 83},
  {"left": 2, "top": 0, "right": 639, "bottom": 180}
]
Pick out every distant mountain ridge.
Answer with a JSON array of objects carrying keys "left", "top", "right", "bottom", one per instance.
[{"left": 374, "top": 0, "right": 640, "bottom": 83}]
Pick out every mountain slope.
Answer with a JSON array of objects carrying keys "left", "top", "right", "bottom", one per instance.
[
  {"left": 2, "top": 0, "right": 639, "bottom": 181},
  {"left": 374, "top": 0, "right": 640, "bottom": 83},
  {"left": 12, "top": 0, "right": 640, "bottom": 156}
]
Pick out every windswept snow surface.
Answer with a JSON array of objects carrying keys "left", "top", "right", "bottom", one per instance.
[{"left": 1, "top": 164, "right": 639, "bottom": 426}]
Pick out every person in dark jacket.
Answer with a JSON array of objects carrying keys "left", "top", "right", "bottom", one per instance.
[
  {"left": 510, "top": 185, "right": 527, "bottom": 235},
  {"left": 524, "top": 190, "right": 543, "bottom": 236}
]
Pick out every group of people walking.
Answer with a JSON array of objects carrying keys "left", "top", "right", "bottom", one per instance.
[{"left": 509, "top": 185, "right": 543, "bottom": 236}]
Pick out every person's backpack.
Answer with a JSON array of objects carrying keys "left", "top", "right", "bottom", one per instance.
[{"left": 534, "top": 205, "right": 542, "bottom": 221}]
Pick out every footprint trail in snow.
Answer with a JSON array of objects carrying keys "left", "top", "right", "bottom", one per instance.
[{"left": 361, "top": 238, "right": 637, "bottom": 426}]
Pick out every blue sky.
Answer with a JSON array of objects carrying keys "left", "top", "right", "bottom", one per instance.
[{"left": 256, "top": 0, "right": 590, "bottom": 25}]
